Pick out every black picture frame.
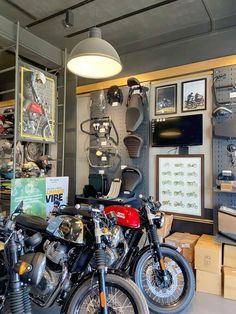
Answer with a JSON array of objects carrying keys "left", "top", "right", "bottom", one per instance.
[
  {"left": 181, "top": 78, "right": 207, "bottom": 112},
  {"left": 155, "top": 84, "right": 177, "bottom": 115}
]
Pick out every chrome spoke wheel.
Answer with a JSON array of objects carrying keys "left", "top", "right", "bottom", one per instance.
[
  {"left": 141, "top": 256, "right": 185, "bottom": 306},
  {"left": 76, "top": 285, "right": 136, "bottom": 314}
]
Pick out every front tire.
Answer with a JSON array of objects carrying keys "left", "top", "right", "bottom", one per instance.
[
  {"left": 63, "top": 273, "right": 149, "bottom": 314},
  {"left": 134, "top": 247, "right": 195, "bottom": 314}
]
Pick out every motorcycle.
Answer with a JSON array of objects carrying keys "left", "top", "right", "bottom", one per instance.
[
  {"left": 46, "top": 195, "right": 195, "bottom": 313},
  {"left": 0, "top": 202, "right": 46, "bottom": 314},
  {"left": 7, "top": 203, "right": 149, "bottom": 313},
  {"left": 102, "top": 195, "right": 195, "bottom": 314},
  {"left": 23, "top": 99, "right": 54, "bottom": 141}
]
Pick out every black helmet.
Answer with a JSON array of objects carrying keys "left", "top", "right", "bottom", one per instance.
[{"left": 107, "top": 85, "right": 123, "bottom": 106}]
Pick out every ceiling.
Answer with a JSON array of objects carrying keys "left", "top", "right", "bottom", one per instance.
[{"left": 1, "top": 0, "right": 236, "bottom": 84}]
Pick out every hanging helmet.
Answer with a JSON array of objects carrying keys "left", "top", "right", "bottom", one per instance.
[
  {"left": 107, "top": 85, "right": 123, "bottom": 106},
  {"left": 35, "top": 71, "right": 46, "bottom": 84}
]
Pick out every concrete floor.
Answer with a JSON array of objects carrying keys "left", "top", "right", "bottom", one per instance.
[{"left": 32, "top": 292, "right": 236, "bottom": 313}]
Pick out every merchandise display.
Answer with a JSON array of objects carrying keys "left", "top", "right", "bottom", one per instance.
[{"left": 2, "top": 3, "right": 236, "bottom": 312}]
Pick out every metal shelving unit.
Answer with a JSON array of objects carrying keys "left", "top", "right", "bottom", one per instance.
[{"left": 0, "top": 21, "right": 67, "bottom": 215}]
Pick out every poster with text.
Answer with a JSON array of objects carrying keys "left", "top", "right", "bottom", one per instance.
[
  {"left": 19, "top": 62, "right": 57, "bottom": 143},
  {"left": 46, "top": 176, "right": 69, "bottom": 217},
  {"left": 11, "top": 178, "right": 46, "bottom": 219}
]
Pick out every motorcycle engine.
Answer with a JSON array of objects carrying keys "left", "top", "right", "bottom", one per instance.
[
  {"left": 30, "top": 240, "right": 69, "bottom": 306},
  {"left": 44, "top": 240, "right": 68, "bottom": 265},
  {"left": 104, "top": 225, "right": 127, "bottom": 267}
]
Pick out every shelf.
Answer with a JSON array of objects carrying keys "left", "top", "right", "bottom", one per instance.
[
  {"left": 0, "top": 135, "right": 13, "bottom": 139},
  {"left": 214, "top": 232, "right": 236, "bottom": 245},
  {"left": 0, "top": 190, "right": 11, "bottom": 195},
  {"left": 0, "top": 89, "right": 15, "bottom": 95},
  {"left": 213, "top": 187, "right": 236, "bottom": 194}
]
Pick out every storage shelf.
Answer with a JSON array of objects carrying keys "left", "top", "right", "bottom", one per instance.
[
  {"left": 0, "top": 135, "right": 14, "bottom": 139},
  {"left": 214, "top": 232, "right": 236, "bottom": 245},
  {"left": 213, "top": 187, "right": 236, "bottom": 194}
]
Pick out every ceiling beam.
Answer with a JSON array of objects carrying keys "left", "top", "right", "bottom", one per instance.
[
  {"left": 26, "top": 0, "right": 95, "bottom": 28},
  {"left": 66, "top": 0, "right": 179, "bottom": 38},
  {"left": 0, "top": 15, "right": 63, "bottom": 67}
]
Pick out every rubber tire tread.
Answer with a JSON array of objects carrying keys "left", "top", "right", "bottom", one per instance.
[
  {"left": 134, "top": 247, "right": 195, "bottom": 314},
  {"left": 62, "top": 273, "right": 149, "bottom": 314}
]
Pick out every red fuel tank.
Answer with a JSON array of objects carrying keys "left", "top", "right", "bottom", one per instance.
[{"left": 104, "top": 205, "right": 140, "bottom": 228}]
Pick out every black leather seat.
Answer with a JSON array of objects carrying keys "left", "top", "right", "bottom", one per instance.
[{"left": 15, "top": 214, "right": 48, "bottom": 232}]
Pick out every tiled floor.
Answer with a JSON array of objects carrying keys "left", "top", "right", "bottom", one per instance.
[{"left": 32, "top": 292, "right": 236, "bottom": 313}]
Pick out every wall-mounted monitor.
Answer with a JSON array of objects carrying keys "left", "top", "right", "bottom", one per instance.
[{"left": 151, "top": 114, "right": 203, "bottom": 147}]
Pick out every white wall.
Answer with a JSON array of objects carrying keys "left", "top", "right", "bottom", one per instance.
[
  {"left": 149, "top": 74, "right": 213, "bottom": 209},
  {"left": 76, "top": 95, "right": 90, "bottom": 194}
]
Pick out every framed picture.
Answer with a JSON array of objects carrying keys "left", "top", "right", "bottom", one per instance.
[
  {"left": 155, "top": 84, "right": 177, "bottom": 115},
  {"left": 181, "top": 78, "right": 206, "bottom": 112},
  {"left": 156, "top": 155, "right": 204, "bottom": 217},
  {"left": 18, "top": 62, "right": 57, "bottom": 143}
]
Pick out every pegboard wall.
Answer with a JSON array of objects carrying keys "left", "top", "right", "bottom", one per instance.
[
  {"left": 87, "top": 82, "right": 150, "bottom": 204},
  {"left": 213, "top": 65, "right": 236, "bottom": 232}
]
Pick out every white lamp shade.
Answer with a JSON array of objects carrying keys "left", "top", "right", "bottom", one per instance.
[{"left": 67, "top": 29, "right": 122, "bottom": 79}]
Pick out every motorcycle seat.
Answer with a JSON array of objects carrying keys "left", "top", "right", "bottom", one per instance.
[{"left": 15, "top": 214, "right": 48, "bottom": 232}]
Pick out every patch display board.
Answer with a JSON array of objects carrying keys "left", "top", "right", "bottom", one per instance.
[
  {"left": 18, "top": 62, "right": 57, "bottom": 143},
  {"left": 156, "top": 155, "right": 204, "bottom": 217}
]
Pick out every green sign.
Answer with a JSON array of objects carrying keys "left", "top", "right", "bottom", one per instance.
[{"left": 11, "top": 178, "right": 46, "bottom": 219}]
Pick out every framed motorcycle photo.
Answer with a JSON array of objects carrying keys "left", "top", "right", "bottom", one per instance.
[
  {"left": 181, "top": 78, "right": 206, "bottom": 112},
  {"left": 155, "top": 84, "right": 177, "bottom": 115},
  {"left": 18, "top": 62, "right": 57, "bottom": 143}
]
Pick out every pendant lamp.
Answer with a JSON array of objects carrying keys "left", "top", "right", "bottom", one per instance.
[{"left": 67, "top": 27, "right": 122, "bottom": 79}]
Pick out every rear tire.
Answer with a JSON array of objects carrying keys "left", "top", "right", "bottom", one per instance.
[
  {"left": 134, "top": 247, "right": 195, "bottom": 314},
  {"left": 62, "top": 273, "right": 149, "bottom": 314}
]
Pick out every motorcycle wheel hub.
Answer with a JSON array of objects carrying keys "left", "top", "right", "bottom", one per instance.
[{"left": 145, "top": 261, "right": 179, "bottom": 298}]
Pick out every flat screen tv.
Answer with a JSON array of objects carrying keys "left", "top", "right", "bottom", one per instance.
[{"left": 151, "top": 114, "right": 203, "bottom": 147}]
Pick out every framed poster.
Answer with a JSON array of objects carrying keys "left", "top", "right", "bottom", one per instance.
[
  {"left": 156, "top": 155, "right": 204, "bottom": 217},
  {"left": 19, "top": 62, "right": 57, "bottom": 142},
  {"left": 181, "top": 78, "right": 206, "bottom": 112},
  {"left": 155, "top": 84, "right": 177, "bottom": 115}
]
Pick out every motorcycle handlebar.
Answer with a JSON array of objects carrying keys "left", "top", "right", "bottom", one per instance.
[{"left": 139, "top": 194, "right": 162, "bottom": 210}]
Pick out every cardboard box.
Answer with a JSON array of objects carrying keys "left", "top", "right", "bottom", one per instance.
[
  {"left": 195, "top": 234, "right": 222, "bottom": 273},
  {"left": 165, "top": 232, "right": 200, "bottom": 262},
  {"left": 223, "top": 267, "right": 236, "bottom": 300},
  {"left": 157, "top": 214, "right": 173, "bottom": 239},
  {"left": 196, "top": 270, "right": 222, "bottom": 295},
  {"left": 224, "top": 245, "right": 236, "bottom": 268}
]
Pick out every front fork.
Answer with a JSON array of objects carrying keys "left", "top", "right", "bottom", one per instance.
[
  {"left": 94, "top": 217, "right": 108, "bottom": 314},
  {"left": 148, "top": 223, "right": 168, "bottom": 280}
]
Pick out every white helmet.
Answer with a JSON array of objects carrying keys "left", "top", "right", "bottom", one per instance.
[{"left": 35, "top": 71, "right": 46, "bottom": 84}]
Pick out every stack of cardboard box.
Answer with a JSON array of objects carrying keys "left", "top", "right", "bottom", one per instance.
[
  {"left": 157, "top": 214, "right": 173, "bottom": 243},
  {"left": 223, "top": 244, "right": 236, "bottom": 300},
  {"left": 165, "top": 232, "right": 200, "bottom": 268},
  {"left": 195, "top": 235, "right": 222, "bottom": 295}
]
